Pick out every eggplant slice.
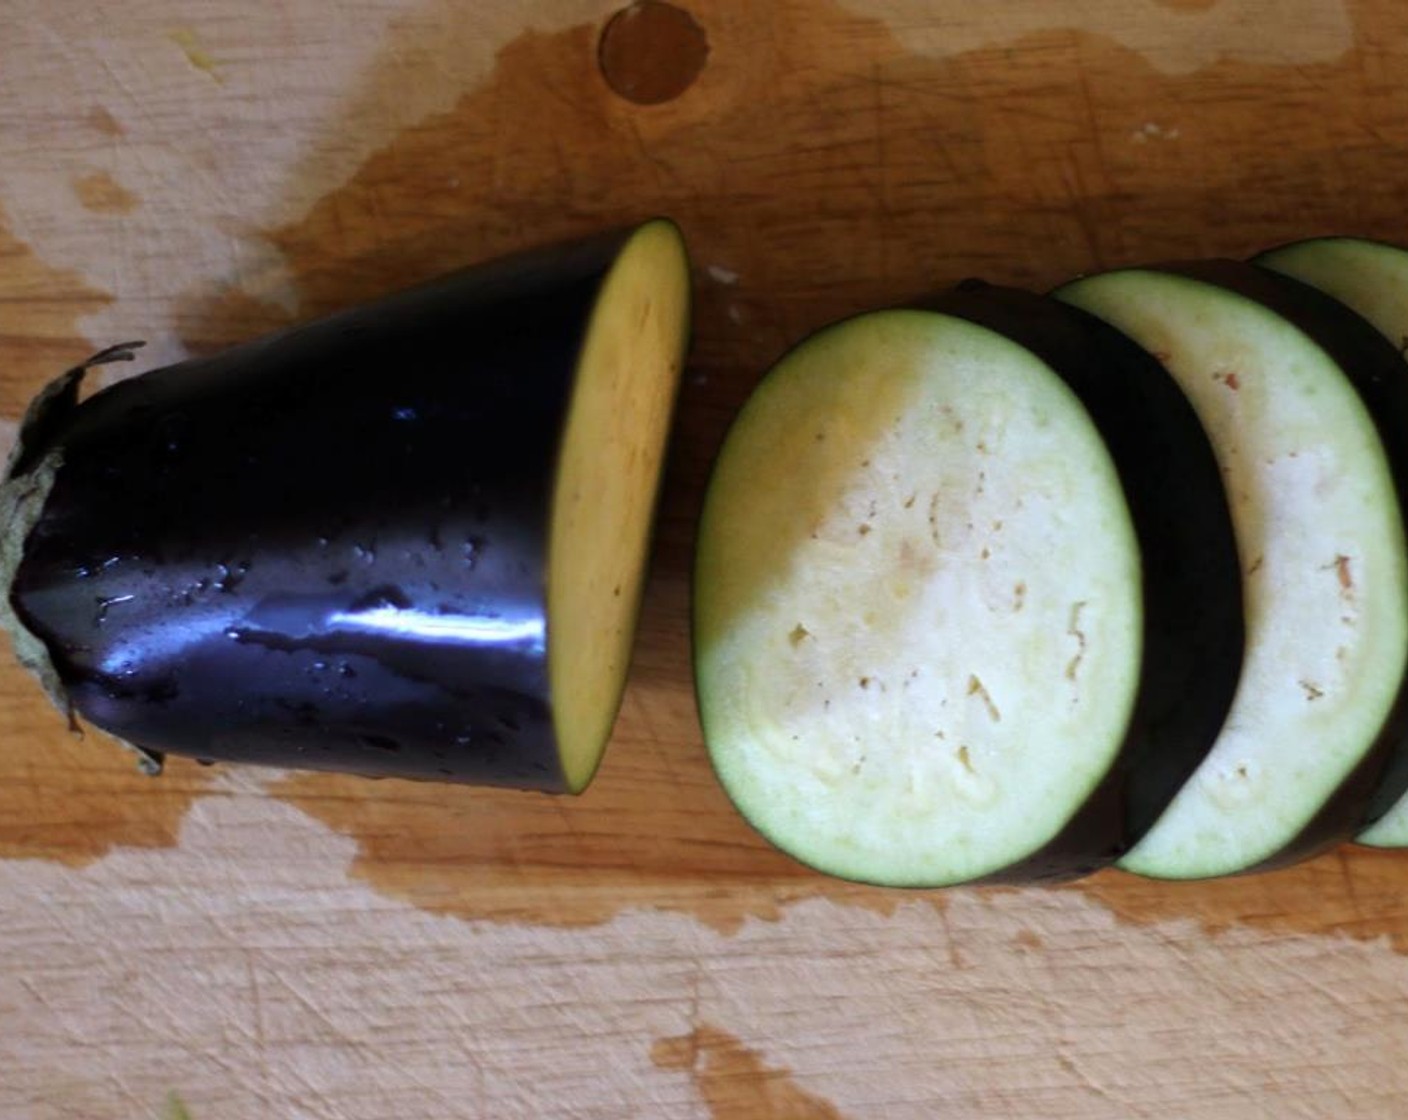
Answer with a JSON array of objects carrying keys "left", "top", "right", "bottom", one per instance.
[
  {"left": 693, "top": 292, "right": 1241, "bottom": 887},
  {"left": 1257, "top": 237, "right": 1408, "bottom": 360},
  {"left": 1256, "top": 236, "right": 1408, "bottom": 847},
  {"left": 1058, "top": 263, "right": 1408, "bottom": 878},
  {"left": 2, "top": 219, "right": 691, "bottom": 791}
]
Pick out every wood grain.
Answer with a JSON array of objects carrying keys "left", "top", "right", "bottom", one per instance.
[{"left": 5, "top": 1, "right": 1408, "bottom": 1116}]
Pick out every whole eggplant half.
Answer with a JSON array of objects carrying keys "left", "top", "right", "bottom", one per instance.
[{"left": 0, "top": 220, "right": 692, "bottom": 791}]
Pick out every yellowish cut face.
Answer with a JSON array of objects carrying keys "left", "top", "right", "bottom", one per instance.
[{"left": 547, "top": 220, "right": 691, "bottom": 792}]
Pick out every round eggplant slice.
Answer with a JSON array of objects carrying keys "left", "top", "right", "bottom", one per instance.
[
  {"left": 1255, "top": 236, "right": 1408, "bottom": 847},
  {"left": 1058, "top": 262, "right": 1408, "bottom": 878},
  {"left": 693, "top": 294, "right": 1241, "bottom": 887},
  {"left": 1, "top": 219, "right": 691, "bottom": 791}
]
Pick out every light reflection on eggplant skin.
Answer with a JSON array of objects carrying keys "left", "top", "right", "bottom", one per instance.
[
  {"left": 88, "top": 601, "right": 546, "bottom": 683},
  {"left": 94, "top": 607, "right": 246, "bottom": 679},
  {"left": 327, "top": 606, "right": 546, "bottom": 654}
]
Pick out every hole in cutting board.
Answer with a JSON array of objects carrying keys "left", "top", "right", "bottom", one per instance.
[{"left": 599, "top": 1, "right": 709, "bottom": 105}]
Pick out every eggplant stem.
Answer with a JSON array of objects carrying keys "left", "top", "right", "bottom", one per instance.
[
  {"left": 79, "top": 340, "right": 145, "bottom": 368},
  {"left": 1, "top": 341, "right": 162, "bottom": 778}
]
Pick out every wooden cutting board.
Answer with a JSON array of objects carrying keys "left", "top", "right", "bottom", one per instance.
[{"left": 5, "top": 1, "right": 1408, "bottom": 1116}]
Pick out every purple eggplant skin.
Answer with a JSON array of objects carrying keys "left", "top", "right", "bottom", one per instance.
[
  {"left": 5, "top": 228, "right": 668, "bottom": 790},
  {"left": 923, "top": 283, "right": 1244, "bottom": 883},
  {"left": 1175, "top": 259, "right": 1408, "bottom": 868}
]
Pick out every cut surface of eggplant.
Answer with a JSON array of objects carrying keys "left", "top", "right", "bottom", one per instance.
[
  {"left": 1256, "top": 237, "right": 1408, "bottom": 847},
  {"left": 548, "top": 220, "right": 692, "bottom": 790},
  {"left": 1059, "top": 264, "right": 1408, "bottom": 878},
  {"left": 694, "top": 296, "right": 1241, "bottom": 887},
  {"left": 4, "top": 220, "right": 690, "bottom": 792}
]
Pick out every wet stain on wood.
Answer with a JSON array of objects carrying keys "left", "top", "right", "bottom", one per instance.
[
  {"left": 0, "top": 672, "right": 210, "bottom": 866},
  {"left": 1074, "top": 846, "right": 1408, "bottom": 955},
  {"left": 652, "top": 1022, "right": 845, "bottom": 1119},
  {"left": 86, "top": 106, "right": 124, "bottom": 137},
  {"left": 1013, "top": 928, "right": 1044, "bottom": 950},
  {"left": 72, "top": 170, "right": 139, "bottom": 215}
]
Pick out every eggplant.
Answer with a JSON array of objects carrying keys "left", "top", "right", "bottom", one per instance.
[
  {"left": 0, "top": 220, "right": 692, "bottom": 791},
  {"left": 1256, "top": 237, "right": 1408, "bottom": 360},
  {"left": 1254, "top": 236, "right": 1408, "bottom": 847},
  {"left": 1057, "top": 262, "right": 1408, "bottom": 877},
  {"left": 692, "top": 287, "right": 1242, "bottom": 887}
]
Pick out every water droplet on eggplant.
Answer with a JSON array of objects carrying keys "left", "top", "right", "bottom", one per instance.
[
  {"left": 216, "top": 561, "right": 249, "bottom": 594},
  {"left": 93, "top": 593, "right": 135, "bottom": 625},
  {"left": 77, "top": 555, "right": 123, "bottom": 580}
]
